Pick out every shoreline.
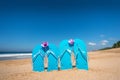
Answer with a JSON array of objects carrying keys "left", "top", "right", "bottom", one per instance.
[{"left": 0, "top": 53, "right": 31, "bottom": 61}]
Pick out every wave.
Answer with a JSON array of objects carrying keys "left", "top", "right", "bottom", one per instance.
[{"left": 0, "top": 53, "right": 32, "bottom": 58}]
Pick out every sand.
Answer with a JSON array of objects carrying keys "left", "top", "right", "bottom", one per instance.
[{"left": 0, "top": 48, "right": 120, "bottom": 80}]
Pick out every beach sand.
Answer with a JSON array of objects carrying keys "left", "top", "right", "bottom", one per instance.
[{"left": 0, "top": 48, "right": 120, "bottom": 80}]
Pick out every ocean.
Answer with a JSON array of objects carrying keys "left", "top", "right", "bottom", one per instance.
[{"left": 0, "top": 53, "right": 32, "bottom": 60}]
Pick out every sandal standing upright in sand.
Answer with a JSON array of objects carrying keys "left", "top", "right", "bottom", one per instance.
[
  {"left": 59, "top": 39, "right": 74, "bottom": 70},
  {"left": 46, "top": 44, "right": 59, "bottom": 71},
  {"left": 74, "top": 39, "right": 88, "bottom": 70},
  {"left": 32, "top": 45, "right": 45, "bottom": 72}
]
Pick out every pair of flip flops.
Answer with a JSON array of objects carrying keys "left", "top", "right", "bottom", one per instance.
[{"left": 32, "top": 39, "right": 88, "bottom": 72}]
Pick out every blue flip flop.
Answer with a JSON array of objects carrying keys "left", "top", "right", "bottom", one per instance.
[
  {"left": 32, "top": 45, "right": 45, "bottom": 72},
  {"left": 74, "top": 39, "right": 88, "bottom": 70},
  {"left": 59, "top": 40, "right": 73, "bottom": 70},
  {"left": 46, "top": 44, "right": 59, "bottom": 72}
]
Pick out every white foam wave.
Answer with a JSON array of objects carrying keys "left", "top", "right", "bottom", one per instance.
[{"left": 0, "top": 53, "right": 32, "bottom": 58}]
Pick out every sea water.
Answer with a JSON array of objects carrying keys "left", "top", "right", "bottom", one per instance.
[{"left": 0, "top": 53, "right": 32, "bottom": 60}]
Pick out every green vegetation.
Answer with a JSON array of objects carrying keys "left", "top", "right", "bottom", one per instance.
[
  {"left": 100, "top": 40, "right": 120, "bottom": 50},
  {"left": 112, "top": 41, "right": 120, "bottom": 48},
  {"left": 99, "top": 47, "right": 112, "bottom": 50}
]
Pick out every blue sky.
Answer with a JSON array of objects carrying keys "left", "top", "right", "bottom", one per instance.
[{"left": 0, "top": 0, "right": 120, "bottom": 52}]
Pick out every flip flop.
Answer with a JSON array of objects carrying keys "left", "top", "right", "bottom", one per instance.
[
  {"left": 74, "top": 39, "right": 88, "bottom": 70},
  {"left": 59, "top": 40, "right": 73, "bottom": 70},
  {"left": 46, "top": 44, "right": 59, "bottom": 71},
  {"left": 32, "top": 45, "right": 45, "bottom": 72}
]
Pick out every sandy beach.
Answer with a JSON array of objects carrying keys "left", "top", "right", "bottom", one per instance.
[{"left": 0, "top": 48, "right": 120, "bottom": 80}]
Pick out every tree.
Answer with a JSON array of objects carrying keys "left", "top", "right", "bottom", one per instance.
[{"left": 112, "top": 41, "right": 120, "bottom": 48}]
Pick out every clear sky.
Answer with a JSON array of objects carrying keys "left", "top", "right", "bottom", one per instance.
[{"left": 0, "top": 0, "right": 120, "bottom": 52}]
